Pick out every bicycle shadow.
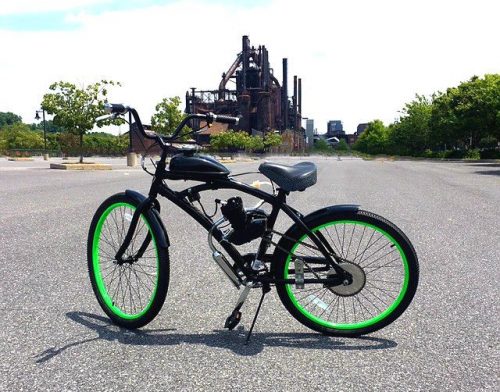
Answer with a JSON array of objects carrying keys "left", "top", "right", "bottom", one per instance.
[{"left": 34, "top": 311, "right": 397, "bottom": 363}]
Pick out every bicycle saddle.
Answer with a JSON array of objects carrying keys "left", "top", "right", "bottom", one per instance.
[{"left": 258, "top": 161, "right": 317, "bottom": 192}]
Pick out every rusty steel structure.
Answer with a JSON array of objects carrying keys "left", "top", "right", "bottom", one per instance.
[{"left": 185, "top": 35, "right": 303, "bottom": 134}]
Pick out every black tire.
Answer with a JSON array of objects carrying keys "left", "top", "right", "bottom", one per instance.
[
  {"left": 87, "top": 193, "right": 169, "bottom": 329},
  {"left": 272, "top": 209, "right": 419, "bottom": 336}
]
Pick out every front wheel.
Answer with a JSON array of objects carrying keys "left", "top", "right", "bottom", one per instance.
[
  {"left": 87, "top": 193, "right": 169, "bottom": 329},
  {"left": 273, "top": 209, "right": 419, "bottom": 336}
]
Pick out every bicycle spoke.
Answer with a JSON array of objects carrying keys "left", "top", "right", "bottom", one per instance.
[
  {"left": 353, "top": 225, "right": 366, "bottom": 262},
  {"left": 346, "top": 224, "right": 356, "bottom": 258},
  {"left": 341, "top": 224, "right": 346, "bottom": 256},
  {"left": 354, "top": 295, "right": 370, "bottom": 319},
  {"left": 366, "top": 281, "right": 399, "bottom": 299},
  {"left": 360, "top": 244, "right": 396, "bottom": 267},
  {"left": 365, "top": 257, "right": 402, "bottom": 275}
]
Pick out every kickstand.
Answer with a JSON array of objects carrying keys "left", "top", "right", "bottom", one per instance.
[{"left": 244, "top": 283, "right": 271, "bottom": 345}]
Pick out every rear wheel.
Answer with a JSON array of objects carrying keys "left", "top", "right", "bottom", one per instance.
[
  {"left": 87, "top": 193, "right": 169, "bottom": 328},
  {"left": 273, "top": 209, "right": 419, "bottom": 336}
]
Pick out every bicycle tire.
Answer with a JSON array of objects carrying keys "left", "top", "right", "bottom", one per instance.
[
  {"left": 87, "top": 193, "right": 169, "bottom": 329},
  {"left": 272, "top": 209, "right": 419, "bottom": 336}
]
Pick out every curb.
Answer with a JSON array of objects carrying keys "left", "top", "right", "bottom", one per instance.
[
  {"left": 50, "top": 162, "right": 112, "bottom": 170},
  {"left": 8, "top": 157, "right": 35, "bottom": 161}
]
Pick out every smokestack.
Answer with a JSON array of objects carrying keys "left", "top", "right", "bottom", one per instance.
[
  {"left": 242, "top": 35, "right": 250, "bottom": 91},
  {"left": 298, "top": 78, "right": 302, "bottom": 118},
  {"left": 282, "top": 58, "right": 288, "bottom": 130},
  {"left": 262, "top": 46, "right": 270, "bottom": 89},
  {"left": 293, "top": 75, "right": 298, "bottom": 130}
]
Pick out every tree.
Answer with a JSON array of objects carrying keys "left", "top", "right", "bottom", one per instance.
[
  {"left": 0, "top": 123, "right": 44, "bottom": 152},
  {"left": 313, "top": 138, "right": 331, "bottom": 153},
  {"left": 151, "top": 96, "right": 188, "bottom": 137},
  {"left": 429, "top": 89, "right": 460, "bottom": 149},
  {"left": 41, "top": 80, "right": 122, "bottom": 163},
  {"left": 430, "top": 74, "right": 500, "bottom": 148},
  {"left": 390, "top": 95, "right": 432, "bottom": 155},
  {"left": 30, "top": 120, "right": 65, "bottom": 133},
  {"left": 0, "top": 112, "right": 22, "bottom": 128},
  {"left": 354, "top": 120, "right": 389, "bottom": 154}
]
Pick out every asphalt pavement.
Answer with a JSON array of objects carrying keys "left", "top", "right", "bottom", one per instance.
[{"left": 0, "top": 156, "right": 498, "bottom": 391}]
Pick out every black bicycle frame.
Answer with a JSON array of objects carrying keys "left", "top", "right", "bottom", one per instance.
[{"left": 113, "top": 108, "right": 350, "bottom": 287}]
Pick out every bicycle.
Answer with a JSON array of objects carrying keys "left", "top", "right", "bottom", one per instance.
[{"left": 87, "top": 104, "right": 419, "bottom": 343}]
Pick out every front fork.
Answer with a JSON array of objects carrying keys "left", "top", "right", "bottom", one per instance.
[{"left": 114, "top": 196, "right": 155, "bottom": 264}]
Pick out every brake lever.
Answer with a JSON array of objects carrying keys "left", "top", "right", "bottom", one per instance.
[{"left": 95, "top": 113, "right": 118, "bottom": 123}]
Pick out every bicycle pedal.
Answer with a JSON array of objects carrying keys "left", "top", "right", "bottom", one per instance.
[{"left": 224, "top": 311, "right": 242, "bottom": 330}]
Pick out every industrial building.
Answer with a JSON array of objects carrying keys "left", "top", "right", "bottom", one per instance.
[{"left": 185, "top": 36, "right": 304, "bottom": 139}]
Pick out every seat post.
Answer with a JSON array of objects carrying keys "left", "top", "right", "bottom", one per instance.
[
  {"left": 255, "top": 189, "right": 287, "bottom": 260},
  {"left": 270, "top": 189, "right": 287, "bottom": 226}
]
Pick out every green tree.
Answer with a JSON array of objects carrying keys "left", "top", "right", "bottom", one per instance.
[
  {"left": 354, "top": 120, "right": 389, "bottom": 154},
  {"left": 83, "top": 132, "right": 129, "bottom": 156},
  {"left": 151, "top": 96, "right": 188, "bottom": 138},
  {"left": 30, "top": 120, "right": 65, "bottom": 133},
  {"left": 0, "top": 112, "right": 22, "bottom": 128},
  {"left": 430, "top": 74, "right": 500, "bottom": 148},
  {"left": 429, "top": 90, "right": 459, "bottom": 149},
  {"left": 313, "top": 138, "right": 332, "bottom": 153},
  {"left": 41, "top": 80, "right": 122, "bottom": 163},
  {"left": 0, "top": 123, "right": 44, "bottom": 152},
  {"left": 478, "top": 135, "right": 498, "bottom": 149},
  {"left": 390, "top": 95, "right": 433, "bottom": 155}
]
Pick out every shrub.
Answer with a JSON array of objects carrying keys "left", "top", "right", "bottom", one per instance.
[
  {"left": 423, "top": 149, "right": 434, "bottom": 158},
  {"left": 313, "top": 139, "right": 332, "bottom": 154},
  {"left": 334, "top": 139, "right": 350, "bottom": 151},
  {"left": 464, "top": 148, "right": 481, "bottom": 160}
]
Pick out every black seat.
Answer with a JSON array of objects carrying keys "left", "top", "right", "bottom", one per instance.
[{"left": 258, "top": 161, "right": 317, "bottom": 192}]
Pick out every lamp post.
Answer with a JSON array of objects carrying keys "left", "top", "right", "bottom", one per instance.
[{"left": 35, "top": 109, "right": 47, "bottom": 152}]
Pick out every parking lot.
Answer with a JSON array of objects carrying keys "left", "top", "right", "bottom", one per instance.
[{"left": 0, "top": 156, "right": 498, "bottom": 391}]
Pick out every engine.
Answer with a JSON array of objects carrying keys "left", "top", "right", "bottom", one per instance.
[{"left": 220, "top": 197, "right": 268, "bottom": 245}]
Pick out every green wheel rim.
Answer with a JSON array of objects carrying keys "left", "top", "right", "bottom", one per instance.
[
  {"left": 92, "top": 202, "right": 159, "bottom": 320},
  {"left": 284, "top": 220, "right": 409, "bottom": 330}
]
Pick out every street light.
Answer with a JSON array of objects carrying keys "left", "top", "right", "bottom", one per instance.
[{"left": 35, "top": 108, "right": 47, "bottom": 152}]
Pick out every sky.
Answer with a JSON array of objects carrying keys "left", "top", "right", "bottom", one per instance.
[{"left": 0, "top": 0, "right": 499, "bottom": 134}]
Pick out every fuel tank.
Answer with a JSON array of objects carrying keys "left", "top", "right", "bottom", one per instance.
[{"left": 167, "top": 153, "right": 230, "bottom": 181}]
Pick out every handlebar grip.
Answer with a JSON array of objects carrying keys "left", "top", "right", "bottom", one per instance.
[
  {"left": 104, "top": 103, "right": 129, "bottom": 114},
  {"left": 214, "top": 114, "right": 240, "bottom": 125}
]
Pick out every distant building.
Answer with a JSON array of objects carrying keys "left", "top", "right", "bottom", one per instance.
[
  {"left": 356, "top": 123, "right": 369, "bottom": 135},
  {"left": 305, "top": 119, "right": 314, "bottom": 148},
  {"left": 347, "top": 134, "right": 357, "bottom": 145},
  {"left": 327, "top": 120, "right": 344, "bottom": 137},
  {"left": 326, "top": 120, "right": 348, "bottom": 144}
]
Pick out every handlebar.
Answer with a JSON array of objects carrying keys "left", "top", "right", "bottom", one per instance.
[
  {"left": 104, "top": 103, "right": 128, "bottom": 115},
  {"left": 103, "top": 103, "right": 240, "bottom": 146}
]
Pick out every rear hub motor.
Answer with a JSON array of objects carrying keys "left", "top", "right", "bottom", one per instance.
[{"left": 327, "top": 262, "right": 366, "bottom": 297}]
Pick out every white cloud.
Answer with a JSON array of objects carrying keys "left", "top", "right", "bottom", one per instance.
[{"left": 0, "top": 0, "right": 499, "bottom": 133}]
